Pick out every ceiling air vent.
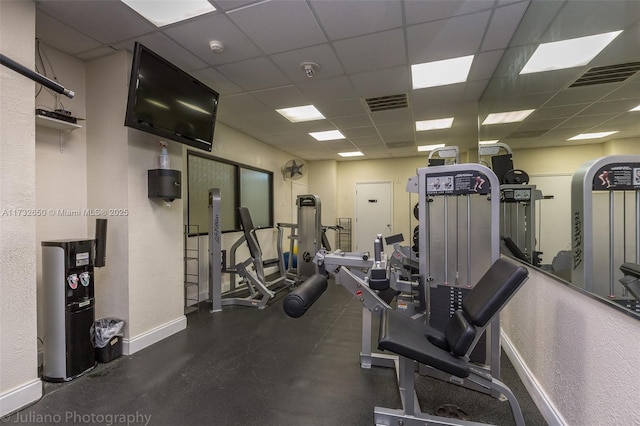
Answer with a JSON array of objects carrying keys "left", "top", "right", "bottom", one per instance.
[
  {"left": 508, "top": 129, "right": 549, "bottom": 139},
  {"left": 386, "top": 140, "right": 414, "bottom": 148},
  {"left": 570, "top": 61, "right": 640, "bottom": 88},
  {"left": 365, "top": 93, "right": 408, "bottom": 112}
]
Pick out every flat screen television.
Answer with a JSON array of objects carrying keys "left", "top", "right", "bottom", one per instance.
[{"left": 124, "top": 42, "right": 219, "bottom": 152}]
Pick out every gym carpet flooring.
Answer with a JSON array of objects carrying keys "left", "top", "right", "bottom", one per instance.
[{"left": 7, "top": 281, "right": 547, "bottom": 425}]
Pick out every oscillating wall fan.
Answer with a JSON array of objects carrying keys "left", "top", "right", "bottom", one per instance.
[{"left": 282, "top": 159, "right": 306, "bottom": 180}]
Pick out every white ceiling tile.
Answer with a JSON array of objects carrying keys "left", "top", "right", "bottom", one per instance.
[
  {"left": 315, "top": 99, "right": 368, "bottom": 118},
  {"left": 481, "top": 2, "right": 530, "bottom": 51},
  {"left": 37, "top": 0, "right": 155, "bottom": 45},
  {"left": 310, "top": 0, "right": 403, "bottom": 40},
  {"left": 407, "top": 11, "right": 492, "bottom": 63},
  {"left": 250, "top": 85, "right": 309, "bottom": 109},
  {"left": 210, "top": 0, "right": 262, "bottom": 12},
  {"left": 342, "top": 126, "right": 380, "bottom": 139},
  {"left": 190, "top": 67, "right": 244, "bottom": 96},
  {"left": 36, "top": 10, "right": 102, "bottom": 55},
  {"left": 112, "top": 33, "right": 208, "bottom": 72},
  {"left": 227, "top": 1, "right": 326, "bottom": 54},
  {"left": 164, "top": 13, "right": 262, "bottom": 65},
  {"left": 529, "top": 104, "right": 590, "bottom": 121},
  {"left": 350, "top": 66, "right": 411, "bottom": 98},
  {"left": 330, "top": 115, "right": 374, "bottom": 130},
  {"left": 404, "top": 0, "right": 496, "bottom": 26},
  {"left": 270, "top": 44, "right": 344, "bottom": 82},
  {"left": 295, "top": 76, "right": 359, "bottom": 102},
  {"left": 333, "top": 29, "right": 406, "bottom": 74},
  {"left": 217, "top": 57, "right": 291, "bottom": 91},
  {"left": 369, "top": 108, "right": 413, "bottom": 126},
  {"left": 216, "top": 93, "right": 271, "bottom": 116},
  {"left": 351, "top": 135, "right": 384, "bottom": 146},
  {"left": 468, "top": 50, "right": 506, "bottom": 82}
]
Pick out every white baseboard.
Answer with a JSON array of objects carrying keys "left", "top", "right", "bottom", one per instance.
[
  {"left": 122, "top": 316, "right": 186, "bottom": 355},
  {"left": 0, "top": 379, "right": 42, "bottom": 417},
  {"left": 501, "top": 331, "right": 567, "bottom": 426}
]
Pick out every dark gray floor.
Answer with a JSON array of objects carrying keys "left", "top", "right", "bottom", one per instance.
[{"left": 7, "top": 282, "right": 547, "bottom": 425}]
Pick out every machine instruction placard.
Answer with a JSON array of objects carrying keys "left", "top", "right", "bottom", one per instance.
[
  {"left": 426, "top": 172, "right": 491, "bottom": 196},
  {"left": 592, "top": 162, "right": 640, "bottom": 191}
]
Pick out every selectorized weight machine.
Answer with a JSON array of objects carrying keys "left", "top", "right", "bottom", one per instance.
[
  {"left": 571, "top": 155, "right": 640, "bottom": 310},
  {"left": 285, "top": 164, "right": 530, "bottom": 425},
  {"left": 209, "top": 190, "right": 324, "bottom": 311}
]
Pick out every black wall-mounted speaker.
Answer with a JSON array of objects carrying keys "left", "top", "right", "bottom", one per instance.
[{"left": 94, "top": 219, "right": 107, "bottom": 267}]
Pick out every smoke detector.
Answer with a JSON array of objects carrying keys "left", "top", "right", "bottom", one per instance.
[
  {"left": 209, "top": 40, "right": 225, "bottom": 54},
  {"left": 300, "top": 62, "right": 319, "bottom": 78}
]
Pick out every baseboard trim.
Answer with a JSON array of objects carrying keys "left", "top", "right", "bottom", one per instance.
[
  {"left": 123, "top": 316, "right": 187, "bottom": 355},
  {"left": 501, "top": 331, "right": 566, "bottom": 426},
  {"left": 0, "top": 379, "right": 42, "bottom": 417}
]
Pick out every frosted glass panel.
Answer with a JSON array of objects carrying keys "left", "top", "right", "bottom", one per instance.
[
  {"left": 188, "top": 154, "right": 236, "bottom": 233},
  {"left": 240, "top": 168, "right": 271, "bottom": 228}
]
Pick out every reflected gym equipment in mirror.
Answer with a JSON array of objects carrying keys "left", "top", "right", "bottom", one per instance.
[{"left": 477, "top": 0, "right": 640, "bottom": 317}]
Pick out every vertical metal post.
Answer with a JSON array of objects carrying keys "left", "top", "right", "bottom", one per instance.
[
  {"left": 466, "top": 194, "right": 471, "bottom": 287},
  {"left": 609, "top": 191, "right": 615, "bottom": 298},
  {"left": 443, "top": 195, "right": 449, "bottom": 284},
  {"left": 398, "top": 356, "right": 416, "bottom": 415},
  {"left": 636, "top": 191, "right": 640, "bottom": 264},
  {"left": 209, "top": 188, "right": 223, "bottom": 312}
]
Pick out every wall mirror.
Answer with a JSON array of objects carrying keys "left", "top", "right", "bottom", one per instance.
[{"left": 477, "top": 0, "right": 640, "bottom": 318}]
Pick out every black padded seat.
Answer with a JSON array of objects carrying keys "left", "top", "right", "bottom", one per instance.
[
  {"left": 378, "top": 258, "right": 528, "bottom": 378},
  {"left": 379, "top": 309, "right": 471, "bottom": 378}
]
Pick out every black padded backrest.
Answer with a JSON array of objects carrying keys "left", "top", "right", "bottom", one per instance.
[
  {"left": 444, "top": 310, "right": 476, "bottom": 356},
  {"left": 462, "top": 258, "right": 529, "bottom": 327},
  {"left": 238, "top": 207, "right": 261, "bottom": 260},
  {"left": 621, "top": 262, "right": 640, "bottom": 278}
]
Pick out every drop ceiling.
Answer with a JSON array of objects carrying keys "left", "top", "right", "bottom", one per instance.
[{"left": 34, "top": 0, "right": 640, "bottom": 160}]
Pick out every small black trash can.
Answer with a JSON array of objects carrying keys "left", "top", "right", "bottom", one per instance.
[{"left": 91, "top": 318, "right": 124, "bottom": 363}]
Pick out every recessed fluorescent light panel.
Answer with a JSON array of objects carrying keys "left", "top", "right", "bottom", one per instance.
[
  {"left": 568, "top": 131, "right": 618, "bottom": 141},
  {"left": 411, "top": 55, "right": 474, "bottom": 89},
  {"left": 416, "top": 117, "right": 454, "bottom": 131},
  {"left": 276, "top": 105, "right": 325, "bottom": 123},
  {"left": 338, "top": 151, "right": 364, "bottom": 157},
  {"left": 520, "top": 30, "right": 623, "bottom": 74},
  {"left": 630, "top": 104, "right": 640, "bottom": 112},
  {"left": 121, "top": 0, "right": 215, "bottom": 27},
  {"left": 417, "top": 143, "right": 445, "bottom": 152},
  {"left": 309, "top": 130, "right": 345, "bottom": 141},
  {"left": 482, "top": 109, "right": 535, "bottom": 125},
  {"left": 478, "top": 140, "right": 500, "bottom": 145}
]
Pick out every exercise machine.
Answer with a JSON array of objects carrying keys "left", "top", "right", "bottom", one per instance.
[
  {"left": 287, "top": 243, "right": 529, "bottom": 425},
  {"left": 619, "top": 263, "right": 640, "bottom": 301},
  {"left": 428, "top": 145, "right": 459, "bottom": 166},
  {"left": 209, "top": 189, "right": 291, "bottom": 312},
  {"left": 278, "top": 194, "right": 324, "bottom": 284},
  {"left": 571, "top": 155, "right": 640, "bottom": 306},
  {"left": 375, "top": 258, "right": 529, "bottom": 426},
  {"left": 500, "top": 184, "right": 543, "bottom": 266}
]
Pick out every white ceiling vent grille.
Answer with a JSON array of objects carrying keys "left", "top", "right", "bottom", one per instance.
[
  {"left": 570, "top": 61, "right": 640, "bottom": 87},
  {"left": 365, "top": 93, "right": 408, "bottom": 112}
]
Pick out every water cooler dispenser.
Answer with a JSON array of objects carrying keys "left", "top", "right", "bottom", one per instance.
[{"left": 42, "top": 239, "right": 97, "bottom": 381}]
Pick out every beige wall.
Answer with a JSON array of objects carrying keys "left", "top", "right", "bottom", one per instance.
[
  {"left": 0, "top": 0, "right": 42, "bottom": 416},
  {"left": 308, "top": 160, "right": 337, "bottom": 246},
  {"left": 502, "top": 266, "right": 640, "bottom": 425},
  {"left": 336, "top": 156, "right": 427, "bottom": 243},
  {"left": 86, "top": 52, "right": 130, "bottom": 332},
  {"left": 182, "top": 123, "right": 306, "bottom": 298},
  {"left": 35, "top": 43, "right": 88, "bottom": 346}
]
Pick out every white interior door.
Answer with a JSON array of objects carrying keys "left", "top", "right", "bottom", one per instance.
[{"left": 355, "top": 182, "right": 392, "bottom": 254}]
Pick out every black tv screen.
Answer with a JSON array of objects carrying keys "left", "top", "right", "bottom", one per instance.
[{"left": 124, "top": 42, "right": 219, "bottom": 151}]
